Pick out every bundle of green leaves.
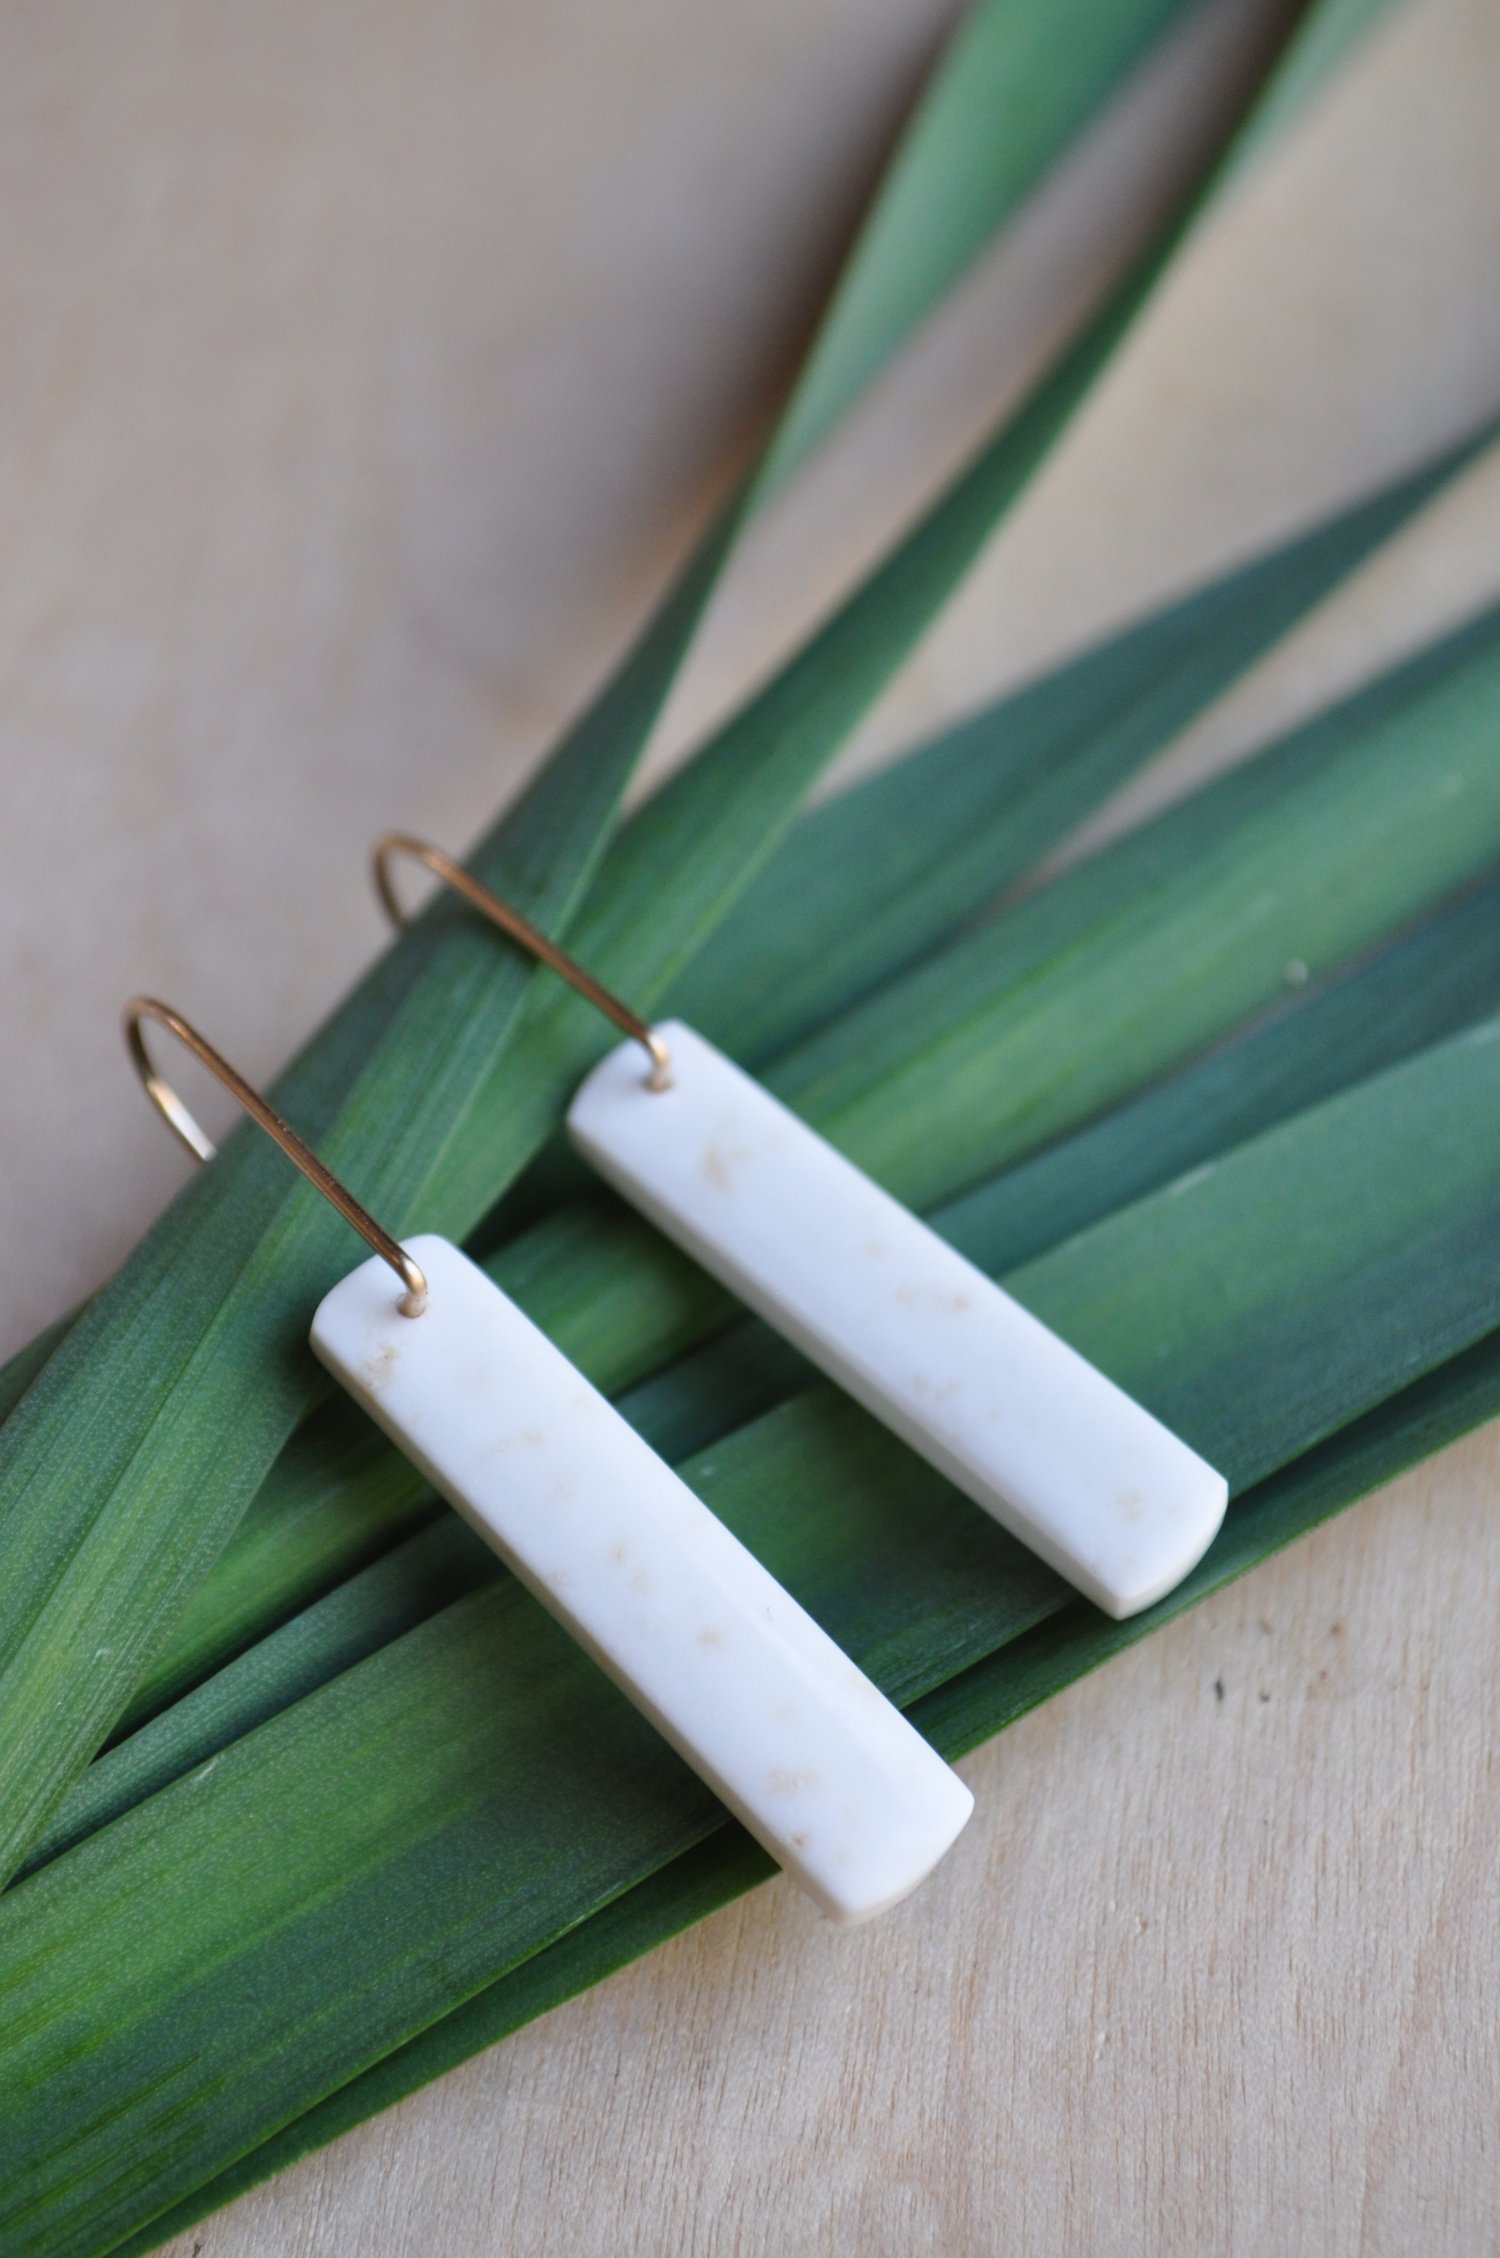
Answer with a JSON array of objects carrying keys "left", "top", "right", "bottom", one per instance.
[{"left": 4, "top": 0, "right": 1495, "bottom": 2250}]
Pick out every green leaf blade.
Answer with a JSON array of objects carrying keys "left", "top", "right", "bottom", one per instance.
[
  {"left": 10, "top": 999, "right": 1500, "bottom": 2251},
  {"left": 671, "top": 422, "right": 1498, "bottom": 1057}
]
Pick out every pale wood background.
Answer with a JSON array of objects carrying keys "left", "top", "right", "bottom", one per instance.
[{"left": 4, "top": 0, "right": 1500, "bottom": 2250}]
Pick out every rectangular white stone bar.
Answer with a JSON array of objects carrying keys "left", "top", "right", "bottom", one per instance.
[
  {"left": 311, "top": 1234, "right": 971, "bottom": 1924},
  {"left": 569, "top": 1022, "right": 1228, "bottom": 1620}
]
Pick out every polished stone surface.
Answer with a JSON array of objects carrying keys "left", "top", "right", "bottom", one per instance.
[
  {"left": 571, "top": 1024, "right": 1226, "bottom": 1615},
  {"left": 312, "top": 1234, "right": 972, "bottom": 1922}
]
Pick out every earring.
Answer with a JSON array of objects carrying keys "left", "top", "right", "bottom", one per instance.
[
  {"left": 122, "top": 1000, "right": 973, "bottom": 1924},
  {"left": 373, "top": 837, "right": 1228, "bottom": 1621}
]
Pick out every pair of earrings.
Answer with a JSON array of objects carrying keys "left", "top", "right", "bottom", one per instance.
[{"left": 126, "top": 835, "right": 1225, "bottom": 1923}]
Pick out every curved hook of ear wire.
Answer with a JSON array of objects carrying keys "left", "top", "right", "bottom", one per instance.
[
  {"left": 372, "top": 833, "right": 673, "bottom": 1092},
  {"left": 122, "top": 997, "right": 429, "bottom": 1317}
]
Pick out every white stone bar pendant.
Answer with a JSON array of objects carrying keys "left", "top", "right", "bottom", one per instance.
[
  {"left": 312, "top": 1234, "right": 972, "bottom": 1924},
  {"left": 569, "top": 1023, "right": 1228, "bottom": 1619}
]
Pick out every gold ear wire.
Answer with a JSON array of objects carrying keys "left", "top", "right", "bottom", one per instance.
[
  {"left": 372, "top": 833, "right": 672, "bottom": 1091},
  {"left": 123, "top": 997, "right": 429, "bottom": 1317}
]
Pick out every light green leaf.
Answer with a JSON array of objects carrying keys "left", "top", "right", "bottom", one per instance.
[
  {"left": 1224, "top": 0, "right": 1403, "bottom": 180},
  {"left": 762, "top": 0, "right": 1200, "bottom": 480}
]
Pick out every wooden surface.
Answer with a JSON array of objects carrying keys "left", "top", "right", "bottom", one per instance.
[{"left": 3, "top": 0, "right": 1500, "bottom": 2249}]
